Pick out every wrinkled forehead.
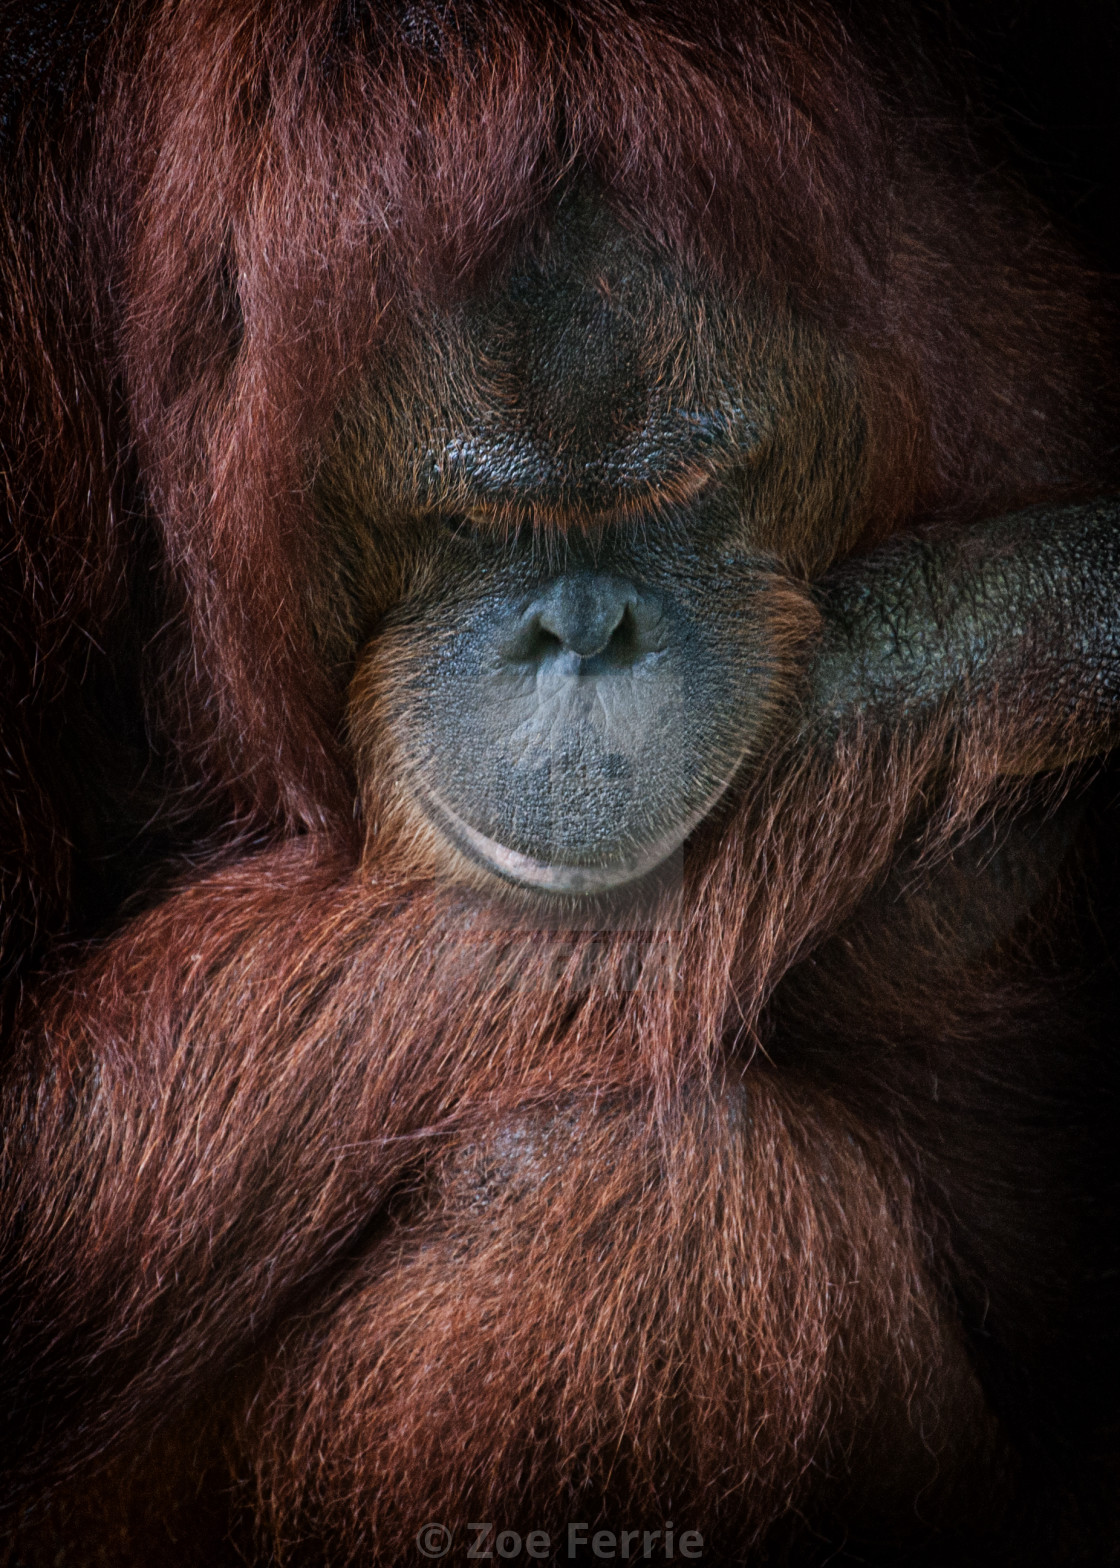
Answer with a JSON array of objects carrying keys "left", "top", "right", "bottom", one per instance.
[{"left": 360, "top": 195, "right": 785, "bottom": 518}]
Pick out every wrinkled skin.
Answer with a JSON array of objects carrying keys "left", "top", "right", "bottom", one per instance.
[
  {"left": 326, "top": 198, "right": 1120, "bottom": 900},
  {"left": 3, "top": 12, "right": 1120, "bottom": 1568}
]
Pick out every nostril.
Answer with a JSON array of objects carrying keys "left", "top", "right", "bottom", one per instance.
[
  {"left": 530, "top": 574, "right": 638, "bottom": 660},
  {"left": 537, "top": 603, "right": 626, "bottom": 659},
  {"left": 530, "top": 621, "right": 565, "bottom": 655},
  {"left": 499, "top": 574, "right": 663, "bottom": 669},
  {"left": 606, "top": 603, "right": 632, "bottom": 650}
]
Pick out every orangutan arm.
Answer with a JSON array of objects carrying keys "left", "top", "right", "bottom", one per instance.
[{"left": 809, "top": 499, "right": 1120, "bottom": 771}]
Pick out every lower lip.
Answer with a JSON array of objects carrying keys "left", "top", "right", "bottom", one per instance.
[{"left": 417, "top": 781, "right": 733, "bottom": 895}]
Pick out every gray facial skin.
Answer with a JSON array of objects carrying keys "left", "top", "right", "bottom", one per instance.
[
  {"left": 335, "top": 195, "right": 1120, "bottom": 898},
  {"left": 335, "top": 195, "right": 824, "bottom": 896},
  {"left": 382, "top": 522, "right": 784, "bottom": 894}
]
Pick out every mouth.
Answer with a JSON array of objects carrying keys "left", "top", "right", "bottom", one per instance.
[
  {"left": 360, "top": 548, "right": 790, "bottom": 902},
  {"left": 416, "top": 772, "right": 739, "bottom": 896}
]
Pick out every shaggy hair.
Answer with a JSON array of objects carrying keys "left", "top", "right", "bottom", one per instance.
[{"left": 1, "top": 2, "right": 1117, "bottom": 1564}]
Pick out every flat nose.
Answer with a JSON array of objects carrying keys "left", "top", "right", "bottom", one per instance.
[{"left": 527, "top": 574, "right": 638, "bottom": 658}]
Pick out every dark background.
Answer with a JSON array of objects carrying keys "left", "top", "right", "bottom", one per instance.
[{"left": 932, "top": 0, "right": 1120, "bottom": 271}]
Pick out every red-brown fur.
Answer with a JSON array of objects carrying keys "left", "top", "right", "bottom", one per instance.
[{"left": 2, "top": 2, "right": 1118, "bottom": 1564}]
